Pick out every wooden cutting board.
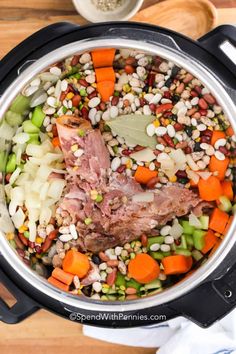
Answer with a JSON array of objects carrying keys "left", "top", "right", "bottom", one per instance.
[{"left": 132, "top": 0, "right": 218, "bottom": 39}]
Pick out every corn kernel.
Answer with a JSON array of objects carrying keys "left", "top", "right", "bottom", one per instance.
[
  {"left": 156, "top": 113, "right": 162, "bottom": 119},
  {"left": 90, "top": 190, "right": 98, "bottom": 200},
  {"left": 169, "top": 175, "right": 177, "bottom": 183},
  {"left": 153, "top": 119, "right": 160, "bottom": 128},
  {"left": 6, "top": 232, "right": 15, "bottom": 240},
  {"left": 165, "top": 119, "right": 170, "bottom": 125},
  {"left": 36, "top": 236, "right": 43, "bottom": 244},
  {"left": 66, "top": 92, "right": 74, "bottom": 99},
  {"left": 103, "top": 284, "right": 109, "bottom": 289},
  {"left": 195, "top": 138, "right": 201, "bottom": 142},
  {"left": 122, "top": 84, "right": 131, "bottom": 93},
  {"left": 126, "top": 159, "right": 132, "bottom": 169},
  {"left": 91, "top": 83, "right": 97, "bottom": 88},
  {"left": 73, "top": 166, "right": 79, "bottom": 171},
  {"left": 71, "top": 144, "right": 78, "bottom": 152},
  {"left": 19, "top": 225, "right": 28, "bottom": 233}
]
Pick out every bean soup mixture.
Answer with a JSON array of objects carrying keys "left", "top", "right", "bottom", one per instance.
[{"left": 1, "top": 48, "right": 235, "bottom": 301}]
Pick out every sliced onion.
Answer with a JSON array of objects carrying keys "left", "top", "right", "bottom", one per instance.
[
  {"left": 39, "top": 182, "right": 50, "bottom": 201},
  {"left": 26, "top": 144, "right": 45, "bottom": 158},
  {"left": 169, "top": 148, "right": 187, "bottom": 166},
  {"left": 39, "top": 72, "right": 59, "bottom": 83},
  {"left": 130, "top": 148, "right": 156, "bottom": 162},
  {"left": 189, "top": 213, "right": 202, "bottom": 228},
  {"left": 37, "top": 165, "right": 53, "bottom": 181},
  {"left": 39, "top": 207, "right": 52, "bottom": 225},
  {"left": 186, "top": 155, "right": 199, "bottom": 171},
  {"left": 47, "top": 179, "right": 66, "bottom": 200},
  {"left": 12, "top": 132, "right": 29, "bottom": 144},
  {"left": 30, "top": 90, "right": 47, "bottom": 108},
  {"left": 197, "top": 171, "right": 212, "bottom": 180},
  {"left": 187, "top": 170, "right": 200, "bottom": 184},
  {"left": 10, "top": 186, "right": 24, "bottom": 204},
  {"left": 28, "top": 221, "right": 37, "bottom": 242},
  {"left": 11, "top": 208, "right": 26, "bottom": 228},
  {"left": 28, "top": 208, "right": 40, "bottom": 222},
  {"left": 0, "top": 202, "right": 15, "bottom": 232},
  {"left": 132, "top": 192, "right": 154, "bottom": 203},
  {"left": 9, "top": 167, "right": 21, "bottom": 185},
  {"left": 170, "top": 222, "right": 183, "bottom": 239}
]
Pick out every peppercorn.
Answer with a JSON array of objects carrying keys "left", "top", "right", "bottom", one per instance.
[
  {"left": 185, "top": 126, "right": 193, "bottom": 137},
  {"left": 92, "top": 254, "right": 101, "bottom": 265}
]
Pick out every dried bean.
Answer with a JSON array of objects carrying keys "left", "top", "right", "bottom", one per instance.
[
  {"left": 203, "top": 93, "right": 215, "bottom": 104},
  {"left": 78, "top": 79, "right": 89, "bottom": 87},
  {"left": 41, "top": 237, "right": 52, "bottom": 253},
  {"left": 111, "top": 96, "right": 119, "bottom": 106},
  {"left": 198, "top": 98, "right": 208, "bottom": 110},
  {"left": 99, "top": 251, "right": 109, "bottom": 262},
  {"left": 146, "top": 176, "right": 159, "bottom": 189},
  {"left": 117, "top": 165, "right": 126, "bottom": 173},
  {"left": 163, "top": 134, "right": 175, "bottom": 148},
  {"left": 18, "top": 233, "right": 29, "bottom": 247}
]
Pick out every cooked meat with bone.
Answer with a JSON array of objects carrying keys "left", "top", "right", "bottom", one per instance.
[{"left": 56, "top": 116, "right": 204, "bottom": 253}]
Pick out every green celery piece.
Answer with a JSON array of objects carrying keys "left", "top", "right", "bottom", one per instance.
[
  {"left": 162, "top": 251, "right": 171, "bottom": 257},
  {"left": 23, "top": 120, "right": 40, "bottom": 134},
  {"left": 144, "top": 279, "right": 162, "bottom": 290},
  {"left": 126, "top": 278, "right": 142, "bottom": 290},
  {"left": 218, "top": 196, "right": 232, "bottom": 213},
  {"left": 175, "top": 248, "right": 192, "bottom": 256},
  {"left": 5, "top": 111, "right": 23, "bottom": 127},
  {"left": 6, "top": 153, "right": 16, "bottom": 173},
  {"left": 115, "top": 272, "right": 126, "bottom": 287},
  {"left": 193, "top": 230, "right": 206, "bottom": 251},
  {"left": 31, "top": 106, "right": 45, "bottom": 128},
  {"left": 10, "top": 95, "right": 30, "bottom": 114},
  {"left": 106, "top": 114, "right": 157, "bottom": 149},
  {"left": 149, "top": 251, "right": 164, "bottom": 260},
  {"left": 147, "top": 236, "right": 165, "bottom": 249},
  {"left": 180, "top": 235, "right": 187, "bottom": 249},
  {"left": 199, "top": 215, "right": 209, "bottom": 230},
  {"left": 186, "top": 234, "right": 194, "bottom": 247},
  {"left": 181, "top": 220, "right": 195, "bottom": 235},
  {"left": 0, "top": 151, "right": 8, "bottom": 172}
]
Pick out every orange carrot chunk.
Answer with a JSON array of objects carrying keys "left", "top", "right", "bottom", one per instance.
[
  {"left": 95, "top": 67, "right": 115, "bottom": 83},
  {"left": 62, "top": 249, "right": 90, "bottom": 279},
  {"left": 226, "top": 126, "right": 234, "bottom": 137},
  {"left": 198, "top": 175, "right": 223, "bottom": 201},
  {"left": 134, "top": 166, "right": 158, "bottom": 185},
  {"left": 162, "top": 255, "right": 193, "bottom": 275},
  {"left": 209, "top": 208, "right": 229, "bottom": 234},
  {"left": 221, "top": 180, "right": 234, "bottom": 201},
  {"left": 97, "top": 81, "right": 115, "bottom": 102},
  {"left": 91, "top": 48, "right": 116, "bottom": 68},
  {"left": 52, "top": 136, "right": 60, "bottom": 147},
  {"left": 211, "top": 130, "right": 226, "bottom": 146},
  {"left": 209, "top": 155, "right": 230, "bottom": 181},
  {"left": 48, "top": 276, "right": 69, "bottom": 292},
  {"left": 52, "top": 267, "right": 74, "bottom": 285},
  {"left": 223, "top": 215, "right": 234, "bottom": 236},
  {"left": 201, "top": 230, "right": 218, "bottom": 254},
  {"left": 128, "top": 253, "right": 160, "bottom": 284}
]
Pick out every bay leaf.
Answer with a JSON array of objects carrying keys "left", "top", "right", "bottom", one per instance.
[{"left": 106, "top": 114, "right": 156, "bottom": 149}]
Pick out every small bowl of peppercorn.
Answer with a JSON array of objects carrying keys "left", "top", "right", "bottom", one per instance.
[{"left": 72, "top": 0, "right": 144, "bottom": 23}]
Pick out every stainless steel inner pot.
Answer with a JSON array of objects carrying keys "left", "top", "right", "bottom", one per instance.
[{"left": 0, "top": 37, "right": 236, "bottom": 313}]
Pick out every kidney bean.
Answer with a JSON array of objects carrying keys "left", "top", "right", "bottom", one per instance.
[
  {"left": 148, "top": 73, "right": 156, "bottom": 87},
  {"left": 16, "top": 248, "right": 25, "bottom": 258},
  {"left": 176, "top": 82, "right": 185, "bottom": 94},
  {"left": 88, "top": 91, "right": 97, "bottom": 100},
  {"left": 198, "top": 98, "right": 208, "bottom": 110},
  {"left": 125, "top": 65, "right": 135, "bottom": 74},
  {"left": 18, "top": 233, "right": 29, "bottom": 247},
  {"left": 199, "top": 109, "right": 207, "bottom": 116},
  {"left": 203, "top": 93, "right": 216, "bottom": 104},
  {"left": 81, "top": 106, "right": 88, "bottom": 119},
  {"left": 184, "top": 146, "right": 192, "bottom": 154},
  {"left": 71, "top": 55, "right": 80, "bottom": 66},
  {"left": 72, "top": 94, "right": 81, "bottom": 107},
  {"left": 41, "top": 237, "right": 52, "bottom": 253},
  {"left": 51, "top": 124, "right": 58, "bottom": 137},
  {"left": 141, "top": 234, "right": 148, "bottom": 247},
  {"left": 134, "top": 145, "right": 145, "bottom": 152},
  {"left": 122, "top": 149, "right": 132, "bottom": 156},
  {"left": 28, "top": 241, "right": 35, "bottom": 249},
  {"left": 35, "top": 246, "right": 43, "bottom": 254},
  {"left": 48, "top": 229, "right": 59, "bottom": 240},
  {"left": 106, "top": 268, "right": 117, "bottom": 286},
  {"left": 202, "top": 129, "right": 213, "bottom": 137},
  {"left": 107, "top": 260, "right": 119, "bottom": 267},
  {"left": 183, "top": 73, "right": 193, "bottom": 83},
  {"left": 111, "top": 96, "right": 119, "bottom": 106},
  {"left": 200, "top": 136, "right": 211, "bottom": 143},
  {"left": 156, "top": 136, "right": 167, "bottom": 146},
  {"left": 192, "top": 112, "right": 201, "bottom": 119},
  {"left": 163, "top": 134, "right": 175, "bottom": 148},
  {"left": 187, "top": 107, "right": 198, "bottom": 116},
  {"left": 176, "top": 170, "right": 187, "bottom": 178},
  {"left": 219, "top": 146, "right": 230, "bottom": 156},
  {"left": 149, "top": 103, "right": 156, "bottom": 112},
  {"left": 176, "top": 141, "right": 188, "bottom": 149},
  {"left": 126, "top": 57, "right": 136, "bottom": 65},
  {"left": 163, "top": 91, "right": 171, "bottom": 99},
  {"left": 190, "top": 90, "right": 198, "bottom": 97},
  {"left": 174, "top": 123, "right": 184, "bottom": 131},
  {"left": 78, "top": 78, "right": 89, "bottom": 87},
  {"left": 194, "top": 85, "right": 202, "bottom": 94},
  {"left": 156, "top": 103, "right": 173, "bottom": 114},
  {"left": 60, "top": 92, "right": 67, "bottom": 101},
  {"left": 117, "top": 165, "right": 126, "bottom": 173},
  {"left": 163, "top": 111, "right": 173, "bottom": 118},
  {"left": 139, "top": 98, "right": 146, "bottom": 107},
  {"left": 23, "top": 259, "right": 31, "bottom": 266},
  {"left": 146, "top": 176, "right": 159, "bottom": 189},
  {"left": 153, "top": 149, "right": 161, "bottom": 156},
  {"left": 125, "top": 287, "right": 137, "bottom": 295},
  {"left": 99, "top": 102, "right": 106, "bottom": 111},
  {"left": 175, "top": 239, "right": 181, "bottom": 246},
  {"left": 49, "top": 217, "right": 56, "bottom": 226}
]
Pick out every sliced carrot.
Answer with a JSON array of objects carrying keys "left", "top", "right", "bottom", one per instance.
[
  {"left": 223, "top": 215, "right": 234, "bottom": 236},
  {"left": 52, "top": 136, "right": 60, "bottom": 147},
  {"left": 162, "top": 255, "right": 193, "bottom": 275},
  {"left": 209, "top": 239, "right": 221, "bottom": 257},
  {"left": 211, "top": 130, "right": 226, "bottom": 146},
  {"left": 134, "top": 166, "right": 158, "bottom": 185},
  {"left": 62, "top": 249, "right": 90, "bottom": 279},
  {"left": 95, "top": 67, "right": 115, "bottom": 83},
  {"left": 198, "top": 175, "right": 223, "bottom": 201},
  {"left": 209, "top": 155, "right": 230, "bottom": 181},
  {"left": 226, "top": 126, "right": 234, "bottom": 137},
  {"left": 52, "top": 267, "right": 74, "bottom": 285},
  {"left": 209, "top": 208, "right": 229, "bottom": 234},
  {"left": 97, "top": 81, "right": 115, "bottom": 102},
  {"left": 221, "top": 180, "right": 234, "bottom": 201},
  {"left": 201, "top": 230, "right": 218, "bottom": 254},
  {"left": 91, "top": 48, "right": 116, "bottom": 68},
  {"left": 48, "top": 276, "right": 69, "bottom": 292},
  {"left": 128, "top": 253, "right": 160, "bottom": 284}
]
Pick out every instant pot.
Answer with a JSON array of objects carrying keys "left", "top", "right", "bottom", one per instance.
[{"left": 0, "top": 22, "right": 236, "bottom": 328}]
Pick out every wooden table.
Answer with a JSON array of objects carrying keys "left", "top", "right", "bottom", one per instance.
[{"left": 0, "top": 1, "right": 236, "bottom": 354}]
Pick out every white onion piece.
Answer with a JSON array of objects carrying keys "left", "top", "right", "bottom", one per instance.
[
  {"left": 197, "top": 171, "right": 212, "bottom": 180},
  {"left": 9, "top": 167, "right": 21, "bottom": 185},
  {"left": 36, "top": 165, "right": 53, "bottom": 181},
  {"left": 169, "top": 148, "right": 187, "bottom": 166},
  {"left": 25, "top": 193, "right": 41, "bottom": 209},
  {"left": 39, "top": 207, "right": 52, "bottom": 225},
  {"left": 40, "top": 182, "right": 50, "bottom": 201},
  {"left": 8, "top": 200, "right": 18, "bottom": 216},
  {"left": 44, "top": 153, "right": 63, "bottom": 164},
  {"left": 186, "top": 155, "right": 199, "bottom": 171},
  {"left": 11, "top": 208, "right": 25, "bottom": 229},
  {"left": 28, "top": 221, "right": 37, "bottom": 242},
  {"left": 12, "top": 132, "right": 29, "bottom": 144},
  {"left": 26, "top": 144, "right": 45, "bottom": 158},
  {"left": 39, "top": 72, "right": 59, "bottom": 82},
  {"left": 14, "top": 173, "right": 30, "bottom": 186},
  {"left": 170, "top": 222, "right": 183, "bottom": 239},
  {"left": 47, "top": 179, "right": 66, "bottom": 200},
  {"left": 28, "top": 208, "right": 40, "bottom": 222},
  {"left": 189, "top": 213, "right": 202, "bottom": 228},
  {"left": 130, "top": 148, "right": 156, "bottom": 162},
  {"left": 31, "top": 179, "right": 43, "bottom": 193},
  {"left": 30, "top": 90, "right": 47, "bottom": 108},
  {"left": 10, "top": 186, "right": 24, "bottom": 204},
  {"left": 132, "top": 192, "right": 154, "bottom": 203},
  {"left": 0, "top": 120, "right": 15, "bottom": 143},
  {"left": 0, "top": 202, "right": 15, "bottom": 232},
  {"left": 186, "top": 170, "right": 200, "bottom": 184}
]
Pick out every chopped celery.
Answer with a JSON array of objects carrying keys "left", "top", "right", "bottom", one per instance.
[
  {"left": 106, "top": 295, "right": 117, "bottom": 301},
  {"left": 180, "top": 235, "right": 187, "bottom": 249},
  {"left": 218, "top": 196, "right": 232, "bottom": 212},
  {"left": 0, "top": 151, "right": 7, "bottom": 172},
  {"left": 28, "top": 136, "right": 40, "bottom": 145},
  {"left": 186, "top": 234, "right": 194, "bottom": 247},
  {"left": 144, "top": 279, "right": 162, "bottom": 290},
  {"left": 5, "top": 111, "right": 23, "bottom": 127},
  {"left": 31, "top": 106, "right": 45, "bottom": 128},
  {"left": 192, "top": 249, "right": 203, "bottom": 261},
  {"left": 23, "top": 120, "right": 40, "bottom": 134},
  {"left": 10, "top": 95, "right": 30, "bottom": 114},
  {"left": 162, "top": 251, "right": 171, "bottom": 257},
  {"left": 199, "top": 215, "right": 209, "bottom": 230},
  {"left": 6, "top": 153, "right": 16, "bottom": 173},
  {"left": 149, "top": 251, "right": 164, "bottom": 260},
  {"left": 175, "top": 248, "right": 192, "bottom": 256},
  {"left": 115, "top": 272, "right": 126, "bottom": 287},
  {"left": 147, "top": 236, "right": 165, "bottom": 249},
  {"left": 126, "top": 278, "right": 142, "bottom": 290},
  {"left": 193, "top": 230, "right": 206, "bottom": 251},
  {"left": 181, "top": 220, "right": 195, "bottom": 235}
]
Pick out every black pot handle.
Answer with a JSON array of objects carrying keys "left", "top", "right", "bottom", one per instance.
[
  {"left": 0, "top": 264, "right": 39, "bottom": 324},
  {"left": 0, "top": 22, "right": 79, "bottom": 84},
  {"left": 199, "top": 25, "right": 236, "bottom": 77}
]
